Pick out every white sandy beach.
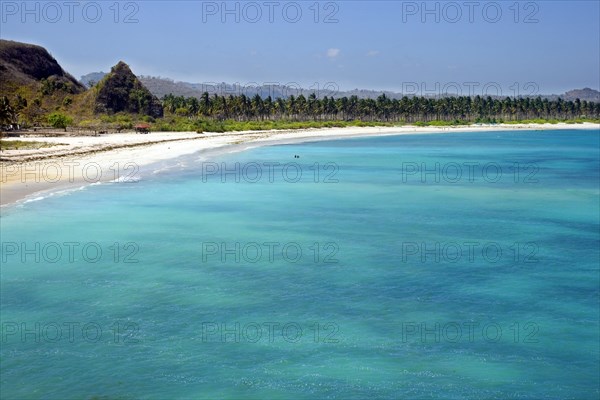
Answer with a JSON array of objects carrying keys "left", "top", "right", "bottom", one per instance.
[{"left": 1, "top": 122, "right": 598, "bottom": 206}]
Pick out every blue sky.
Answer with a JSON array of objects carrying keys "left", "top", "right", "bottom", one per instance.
[{"left": 2, "top": 0, "right": 599, "bottom": 95}]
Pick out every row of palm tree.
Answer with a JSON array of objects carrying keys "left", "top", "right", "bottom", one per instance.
[{"left": 162, "top": 93, "right": 600, "bottom": 122}]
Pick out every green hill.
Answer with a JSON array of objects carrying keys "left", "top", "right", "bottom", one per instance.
[
  {"left": 1, "top": 40, "right": 163, "bottom": 128},
  {"left": 94, "top": 61, "right": 163, "bottom": 118},
  {"left": 0, "top": 39, "right": 86, "bottom": 125}
]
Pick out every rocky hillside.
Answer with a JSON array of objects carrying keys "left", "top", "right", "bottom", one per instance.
[
  {"left": 0, "top": 39, "right": 84, "bottom": 94},
  {"left": 563, "top": 88, "right": 600, "bottom": 102},
  {"left": 0, "top": 39, "right": 88, "bottom": 124},
  {"left": 94, "top": 61, "right": 163, "bottom": 118},
  {"left": 1, "top": 40, "right": 164, "bottom": 125}
]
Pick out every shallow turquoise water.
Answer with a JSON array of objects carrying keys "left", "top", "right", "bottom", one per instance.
[{"left": 1, "top": 130, "right": 599, "bottom": 399}]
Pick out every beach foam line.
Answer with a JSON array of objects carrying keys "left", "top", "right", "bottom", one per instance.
[
  {"left": 20, "top": 184, "right": 95, "bottom": 205},
  {"left": 110, "top": 176, "right": 141, "bottom": 183}
]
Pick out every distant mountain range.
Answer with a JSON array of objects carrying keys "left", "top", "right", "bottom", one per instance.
[
  {"left": 80, "top": 72, "right": 600, "bottom": 102},
  {"left": 558, "top": 88, "right": 600, "bottom": 102}
]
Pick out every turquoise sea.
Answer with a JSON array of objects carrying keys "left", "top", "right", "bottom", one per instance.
[{"left": 1, "top": 129, "right": 599, "bottom": 399}]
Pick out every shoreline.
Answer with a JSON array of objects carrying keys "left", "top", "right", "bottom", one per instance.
[{"left": 1, "top": 122, "right": 598, "bottom": 207}]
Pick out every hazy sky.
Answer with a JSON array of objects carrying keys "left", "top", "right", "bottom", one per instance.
[{"left": 2, "top": 0, "right": 599, "bottom": 95}]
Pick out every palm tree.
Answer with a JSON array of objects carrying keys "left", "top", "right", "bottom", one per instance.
[
  {"left": 187, "top": 97, "right": 200, "bottom": 116},
  {"left": 0, "top": 96, "right": 16, "bottom": 127}
]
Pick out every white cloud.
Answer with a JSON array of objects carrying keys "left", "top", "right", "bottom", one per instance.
[
  {"left": 366, "top": 50, "right": 380, "bottom": 57},
  {"left": 327, "top": 48, "right": 341, "bottom": 58}
]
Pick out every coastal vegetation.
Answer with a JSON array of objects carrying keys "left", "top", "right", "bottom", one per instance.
[
  {"left": 3, "top": 90, "right": 598, "bottom": 134},
  {"left": 160, "top": 92, "right": 600, "bottom": 127},
  {"left": 1, "top": 39, "right": 599, "bottom": 134},
  {"left": 47, "top": 112, "right": 73, "bottom": 130}
]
